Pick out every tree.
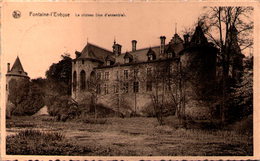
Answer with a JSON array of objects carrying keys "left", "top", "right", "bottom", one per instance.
[
  {"left": 8, "top": 79, "right": 29, "bottom": 116},
  {"left": 45, "top": 53, "right": 72, "bottom": 95},
  {"left": 8, "top": 79, "right": 44, "bottom": 116},
  {"left": 198, "top": 7, "right": 253, "bottom": 123},
  {"left": 229, "top": 56, "right": 253, "bottom": 121}
]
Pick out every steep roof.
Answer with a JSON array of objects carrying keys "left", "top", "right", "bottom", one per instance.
[
  {"left": 190, "top": 25, "right": 208, "bottom": 45},
  {"left": 7, "top": 56, "right": 29, "bottom": 78},
  {"left": 77, "top": 42, "right": 114, "bottom": 62},
  {"left": 169, "top": 33, "right": 184, "bottom": 44}
]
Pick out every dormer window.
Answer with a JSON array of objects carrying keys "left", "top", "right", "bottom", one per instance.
[
  {"left": 124, "top": 52, "right": 133, "bottom": 64},
  {"left": 106, "top": 60, "right": 111, "bottom": 66},
  {"left": 147, "top": 48, "right": 156, "bottom": 61},
  {"left": 125, "top": 57, "right": 130, "bottom": 63},
  {"left": 168, "top": 52, "right": 173, "bottom": 58},
  {"left": 148, "top": 55, "right": 153, "bottom": 61},
  {"left": 105, "top": 55, "right": 115, "bottom": 66}
]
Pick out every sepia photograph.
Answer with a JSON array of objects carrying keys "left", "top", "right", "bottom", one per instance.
[{"left": 1, "top": 2, "right": 255, "bottom": 158}]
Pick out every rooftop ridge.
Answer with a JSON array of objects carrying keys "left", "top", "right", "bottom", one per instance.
[
  {"left": 87, "top": 42, "right": 113, "bottom": 53},
  {"left": 128, "top": 45, "right": 160, "bottom": 54}
]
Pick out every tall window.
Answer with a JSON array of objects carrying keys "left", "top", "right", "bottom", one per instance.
[
  {"left": 105, "top": 72, "right": 109, "bottom": 81},
  {"left": 82, "top": 60, "right": 85, "bottom": 64},
  {"left": 123, "top": 82, "right": 129, "bottom": 93},
  {"left": 96, "top": 72, "right": 101, "bottom": 80},
  {"left": 80, "top": 70, "right": 86, "bottom": 90},
  {"left": 134, "top": 69, "right": 139, "bottom": 78},
  {"left": 114, "top": 84, "right": 119, "bottom": 93},
  {"left": 146, "top": 81, "right": 152, "bottom": 91},
  {"left": 104, "top": 84, "right": 109, "bottom": 94},
  {"left": 73, "top": 71, "right": 77, "bottom": 91},
  {"left": 97, "top": 84, "right": 101, "bottom": 94},
  {"left": 133, "top": 81, "right": 139, "bottom": 93},
  {"left": 124, "top": 70, "right": 128, "bottom": 80},
  {"left": 147, "top": 67, "right": 152, "bottom": 76},
  {"left": 116, "top": 71, "right": 119, "bottom": 80}
]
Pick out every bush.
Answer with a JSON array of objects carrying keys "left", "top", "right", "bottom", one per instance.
[
  {"left": 232, "top": 115, "right": 253, "bottom": 135},
  {"left": 6, "top": 129, "right": 92, "bottom": 155},
  {"left": 47, "top": 96, "right": 81, "bottom": 122}
]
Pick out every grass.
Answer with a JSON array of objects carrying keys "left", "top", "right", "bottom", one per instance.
[
  {"left": 6, "top": 116, "right": 253, "bottom": 156},
  {"left": 6, "top": 129, "right": 93, "bottom": 155}
]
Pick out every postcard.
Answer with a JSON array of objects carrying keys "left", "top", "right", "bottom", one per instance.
[{"left": 1, "top": 1, "right": 259, "bottom": 160}]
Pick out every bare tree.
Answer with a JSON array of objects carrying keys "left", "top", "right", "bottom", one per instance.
[{"left": 199, "top": 7, "right": 253, "bottom": 123}]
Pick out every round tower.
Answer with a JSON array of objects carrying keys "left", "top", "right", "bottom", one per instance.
[
  {"left": 6, "top": 56, "right": 30, "bottom": 117},
  {"left": 72, "top": 45, "right": 103, "bottom": 102}
]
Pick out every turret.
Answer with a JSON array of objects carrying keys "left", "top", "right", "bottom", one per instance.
[{"left": 113, "top": 40, "right": 122, "bottom": 56}]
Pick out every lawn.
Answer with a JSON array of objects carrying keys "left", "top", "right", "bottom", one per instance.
[{"left": 6, "top": 116, "right": 253, "bottom": 156}]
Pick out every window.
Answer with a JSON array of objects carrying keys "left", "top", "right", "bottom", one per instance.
[
  {"left": 148, "top": 55, "right": 152, "bottom": 61},
  {"left": 106, "top": 60, "right": 111, "bottom": 66},
  {"left": 82, "top": 60, "right": 85, "bottom": 64},
  {"left": 73, "top": 71, "right": 77, "bottom": 91},
  {"left": 96, "top": 72, "right": 101, "bottom": 80},
  {"left": 80, "top": 70, "right": 86, "bottom": 90},
  {"left": 146, "top": 81, "right": 152, "bottom": 91},
  {"left": 123, "top": 82, "right": 129, "bottom": 93},
  {"left": 116, "top": 71, "right": 119, "bottom": 80},
  {"left": 148, "top": 54, "right": 156, "bottom": 61},
  {"left": 134, "top": 69, "right": 139, "bottom": 78},
  {"left": 133, "top": 81, "right": 139, "bottom": 93},
  {"left": 147, "top": 67, "right": 152, "bottom": 76},
  {"left": 124, "top": 70, "right": 128, "bottom": 80},
  {"left": 125, "top": 57, "right": 130, "bottom": 63},
  {"left": 104, "top": 84, "right": 109, "bottom": 94},
  {"left": 168, "top": 52, "right": 173, "bottom": 58},
  {"left": 97, "top": 84, "right": 101, "bottom": 94},
  {"left": 114, "top": 84, "right": 119, "bottom": 93},
  {"left": 166, "top": 83, "right": 171, "bottom": 91},
  {"left": 105, "top": 72, "right": 109, "bottom": 81}
]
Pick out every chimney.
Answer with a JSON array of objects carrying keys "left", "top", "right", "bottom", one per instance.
[
  {"left": 132, "top": 40, "right": 137, "bottom": 52},
  {"left": 7, "top": 63, "right": 10, "bottom": 72},
  {"left": 160, "top": 36, "right": 166, "bottom": 54},
  {"left": 184, "top": 34, "right": 190, "bottom": 44}
]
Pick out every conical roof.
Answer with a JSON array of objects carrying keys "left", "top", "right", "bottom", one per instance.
[
  {"left": 190, "top": 25, "right": 208, "bottom": 45},
  {"left": 7, "top": 56, "right": 29, "bottom": 78},
  {"left": 11, "top": 56, "right": 25, "bottom": 73}
]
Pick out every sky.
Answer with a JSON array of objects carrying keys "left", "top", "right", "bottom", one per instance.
[{"left": 3, "top": 2, "right": 206, "bottom": 79}]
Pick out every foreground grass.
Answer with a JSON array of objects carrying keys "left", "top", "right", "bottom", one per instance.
[
  {"left": 6, "top": 129, "right": 93, "bottom": 155},
  {"left": 6, "top": 116, "right": 253, "bottom": 156}
]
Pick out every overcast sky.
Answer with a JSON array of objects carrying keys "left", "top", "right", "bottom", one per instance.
[{"left": 3, "top": 2, "right": 205, "bottom": 79}]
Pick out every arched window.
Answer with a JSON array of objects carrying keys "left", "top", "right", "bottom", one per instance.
[
  {"left": 80, "top": 70, "right": 86, "bottom": 90},
  {"left": 73, "top": 71, "right": 77, "bottom": 91}
]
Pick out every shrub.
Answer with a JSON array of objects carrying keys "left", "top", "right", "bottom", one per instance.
[
  {"left": 6, "top": 129, "right": 92, "bottom": 155},
  {"left": 232, "top": 115, "right": 253, "bottom": 135}
]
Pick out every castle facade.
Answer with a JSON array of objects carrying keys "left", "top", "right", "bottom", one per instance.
[{"left": 72, "top": 25, "right": 218, "bottom": 116}]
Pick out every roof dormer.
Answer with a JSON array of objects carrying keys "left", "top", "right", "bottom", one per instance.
[
  {"left": 147, "top": 48, "right": 156, "bottom": 61},
  {"left": 105, "top": 55, "right": 115, "bottom": 66},
  {"left": 124, "top": 52, "right": 133, "bottom": 63}
]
